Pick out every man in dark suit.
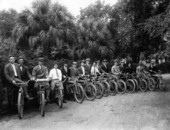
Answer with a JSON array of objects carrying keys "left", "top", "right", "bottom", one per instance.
[
  {"left": 4, "top": 56, "right": 32, "bottom": 100},
  {"left": 61, "top": 63, "right": 69, "bottom": 80},
  {"left": 69, "top": 62, "right": 79, "bottom": 78},
  {"left": 84, "top": 58, "right": 91, "bottom": 75},
  {"left": 18, "top": 56, "right": 32, "bottom": 81},
  {"left": 101, "top": 59, "right": 110, "bottom": 73}
]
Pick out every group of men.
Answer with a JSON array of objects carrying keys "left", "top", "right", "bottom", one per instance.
[{"left": 4, "top": 56, "right": 158, "bottom": 103}]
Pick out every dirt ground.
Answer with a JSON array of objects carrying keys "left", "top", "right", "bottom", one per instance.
[{"left": 0, "top": 74, "right": 170, "bottom": 130}]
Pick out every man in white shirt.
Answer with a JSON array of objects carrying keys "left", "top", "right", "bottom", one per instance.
[
  {"left": 78, "top": 61, "right": 86, "bottom": 76},
  {"left": 49, "top": 62, "right": 66, "bottom": 103},
  {"left": 91, "top": 62, "right": 101, "bottom": 75}
]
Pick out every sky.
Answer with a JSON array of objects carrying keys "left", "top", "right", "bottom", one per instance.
[{"left": 0, "top": 0, "right": 118, "bottom": 16}]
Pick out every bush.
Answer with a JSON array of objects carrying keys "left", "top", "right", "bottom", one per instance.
[{"left": 157, "top": 61, "right": 170, "bottom": 74}]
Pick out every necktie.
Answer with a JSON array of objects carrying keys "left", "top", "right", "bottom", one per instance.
[
  {"left": 56, "top": 69, "right": 59, "bottom": 77},
  {"left": 20, "top": 66, "right": 22, "bottom": 71},
  {"left": 12, "top": 64, "right": 17, "bottom": 76}
]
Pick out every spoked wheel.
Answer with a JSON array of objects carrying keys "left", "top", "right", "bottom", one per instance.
[
  {"left": 40, "top": 92, "right": 45, "bottom": 117},
  {"left": 139, "top": 79, "right": 147, "bottom": 92},
  {"left": 18, "top": 91, "right": 24, "bottom": 119},
  {"left": 148, "top": 78, "right": 156, "bottom": 91},
  {"left": 126, "top": 79, "right": 135, "bottom": 93},
  {"left": 85, "top": 83, "right": 97, "bottom": 101},
  {"left": 159, "top": 79, "right": 166, "bottom": 91},
  {"left": 95, "top": 82, "right": 104, "bottom": 99},
  {"left": 74, "top": 84, "right": 85, "bottom": 103},
  {"left": 133, "top": 79, "right": 139, "bottom": 91},
  {"left": 117, "top": 79, "right": 126, "bottom": 94},
  {"left": 101, "top": 81, "right": 110, "bottom": 97},
  {"left": 109, "top": 80, "right": 117, "bottom": 96},
  {"left": 57, "top": 89, "right": 63, "bottom": 108}
]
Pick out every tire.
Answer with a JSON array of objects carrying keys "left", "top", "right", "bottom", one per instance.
[
  {"left": 18, "top": 91, "right": 24, "bottom": 119},
  {"left": 126, "top": 79, "right": 135, "bottom": 93},
  {"left": 85, "top": 83, "right": 97, "bottom": 101},
  {"left": 139, "top": 79, "right": 147, "bottom": 92},
  {"left": 148, "top": 78, "right": 156, "bottom": 91},
  {"left": 133, "top": 79, "right": 139, "bottom": 91},
  {"left": 40, "top": 92, "right": 45, "bottom": 117},
  {"left": 74, "top": 84, "right": 85, "bottom": 103},
  {"left": 95, "top": 82, "right": 104, "bottom": 99},
  {"left": 159, "top": 79, "right": 166, "bottom": 91},
  {"left": 117, "top": 79, "right": 126, "bottom": 94},
  {"left": 58, "top": 89, "right": 63, "bottom": 108},
  {"left": 101, "top": 81, "right": 110, "bottom": 97},
  {"left": 109, "top": 80, "right": 117, "bottom": 96}
]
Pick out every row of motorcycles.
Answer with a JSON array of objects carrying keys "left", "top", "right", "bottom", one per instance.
[{"left": 8, "top": 71, "right": 166, "bottom": 119}]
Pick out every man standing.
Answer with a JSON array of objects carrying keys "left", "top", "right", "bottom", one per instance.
[
  {"left": 78, "top": 61, "right": 86, "bottom": 76},
  {"left": 61, "top": 63, "right": 69, "bottom": 80},
  {"left": 84, "top": 58, "right": 91, "bottom": 75},
  {"left": 111, "top": 60, "right": 121, "bottom": 75},
  {"left": 32, "top": 58, "right": 50, "bottom": 101},
  {"left": 101, "top": 59, "right": 110, "bottom": 73},
  {"left": 69, "top": 62, "right": 79, "bottom": 78},
  {"left": 18, "top": 56, "right": 32, "bottom": 81},
  {"left": 4, "top": 56, "right": 31, "bottom": 100},
  {"left": 49, "top": 62, "right": 66, "bottom": 103}
]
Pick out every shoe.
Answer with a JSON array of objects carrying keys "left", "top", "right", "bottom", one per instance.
[{"left": 46, "top": 98, "right": 50, "bottom": 103}]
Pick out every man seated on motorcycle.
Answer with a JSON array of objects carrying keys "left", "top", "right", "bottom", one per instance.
[
  {"left": 32, "top": 58, "right": 50, "bottom": 102},
  {"left": 49, "top": 62, "right": 66, "bottom": 103}
]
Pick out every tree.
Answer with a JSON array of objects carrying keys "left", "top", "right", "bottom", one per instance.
[
  {"left": 77, "top": 0, "right": 115, "bottom": 60},
  {"left": 12, "top": 0, "right": 77, "bottom": 59},
  {"left": 0, "top": 9, "right": 17, "bottom": 39}
]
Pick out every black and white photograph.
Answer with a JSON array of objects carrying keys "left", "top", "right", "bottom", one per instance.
[{"left": 0, "top": 0, "right": 170, "bottom": 129}]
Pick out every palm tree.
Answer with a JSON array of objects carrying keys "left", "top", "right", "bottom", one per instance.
[{"left": 12, "top": 0, "right": 77, "bottom": 59}]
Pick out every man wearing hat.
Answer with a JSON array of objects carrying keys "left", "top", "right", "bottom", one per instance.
[
  {"left": 32, "top": 57, "right": 50, "bottom": 101},
  {"left": 101, "top": 59, "right": 110, "bottom": 73},
  {"left": 18, "top": 56, "right": 32, "bottom": 81},
  {"left": 69, "top": 61, "right": 79, "bottom": 78},
  {"left": 84, "top": 58, "right": 91, "bottom": 75},
  {"left": 4, "top": 56, "right": 32, "bottom": 101}
]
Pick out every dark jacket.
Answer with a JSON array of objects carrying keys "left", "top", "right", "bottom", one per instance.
[
  {"left": 78, "top": 66, "right": 85, "bottom": 76},
  {"left": 4, "top": 63, "right": 21, "bottom": 83},
  {"left": 69, "top": 67, "right": 79, "bottom": 77},
  {"left": 84, "top": 64, "right": 91, "bottom": 75},
  {"left": 61, "top": 67, "right": 69, "bottom": 77},
  {"left": 19, "top": 65, "right": 31, "bottom": 81},
  {"left": 101, "top": 64, "right": 110, "bottom": 73}
]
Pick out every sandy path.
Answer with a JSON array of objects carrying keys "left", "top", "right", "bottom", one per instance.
[{"left": 0, "top": 74, "right": 170, "bottom": 130}]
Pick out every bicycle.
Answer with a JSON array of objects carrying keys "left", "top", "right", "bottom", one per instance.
[
  {"left": 15, "top": 80, "right": 30, "bottom": 119},
  {"left": 78, "top": 75, "right": 97, "bottom": 101},
  {"left": 66, "top": 77, "right": 85, "bottom": 103},
  {"left": 35, "top": 78, "right": 49, "bottom": 117},
  {"left": 152, "top": 71, "right": 166, "bottom": 91},
  {"left": 50, "top": 80, "right": 64, "bottom": 108},
  {"left": 97, "top": 74, "right": 111, "bottom": 97},
  {"left": 90, "top": 75, "right": 104, "bottom": 99}
]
